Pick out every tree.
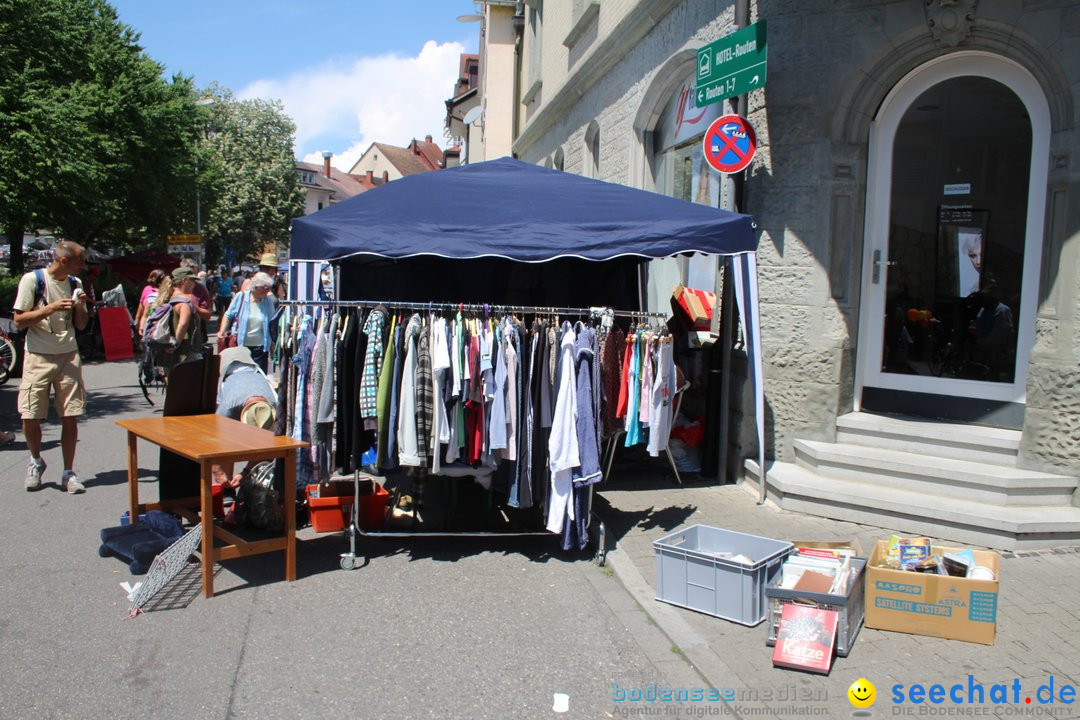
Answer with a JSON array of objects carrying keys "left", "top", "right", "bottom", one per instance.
[
  {"left": 0, "top": 0, "right": 199, "bottom": 271},
  {"left": 198, "top": 87, "right": 305, "bottom": 267}
]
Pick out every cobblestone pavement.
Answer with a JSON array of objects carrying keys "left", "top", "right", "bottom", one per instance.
[{"left": 598, "top": 459, "right": 1080, "bottom": 720}]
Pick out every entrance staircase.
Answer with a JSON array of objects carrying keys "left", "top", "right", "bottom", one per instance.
[{"left": 744, "top": 411, "right": 1080, "bottom": 550}]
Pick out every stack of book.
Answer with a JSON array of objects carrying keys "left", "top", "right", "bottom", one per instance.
[{"left": 778, "top": 546, "right": 857, "bottom": 596}]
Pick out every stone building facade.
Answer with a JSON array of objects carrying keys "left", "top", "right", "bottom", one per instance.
[{"left": 506, "top": 0, "right": 1080, "bottom": 494}]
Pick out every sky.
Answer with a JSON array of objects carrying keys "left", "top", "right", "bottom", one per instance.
[{"left": 108, "top": 1, "right": 480, "bottom": 171}]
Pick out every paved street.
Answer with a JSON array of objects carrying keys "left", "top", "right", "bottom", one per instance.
[
  {"left": 0, "top": 357, "right": 696, "bottom": 720},
  {"left": 3, "top": 356, "right": 1080, "bottom": 719}
]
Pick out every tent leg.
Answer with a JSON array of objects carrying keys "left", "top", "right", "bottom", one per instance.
[{"left": 717, "top": 260, "right": 734, "bottom": 484}]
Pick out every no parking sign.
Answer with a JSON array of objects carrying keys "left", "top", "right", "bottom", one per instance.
[{"left": 702, "top": 114, "right": 756, "bottom": 174}]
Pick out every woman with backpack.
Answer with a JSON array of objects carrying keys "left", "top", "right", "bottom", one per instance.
[
  {"left": 217, "top": 271, "right": 275, "bottom": 372},
  {"left": 148, "top": 266, "right": 205, "bottom": 371}
]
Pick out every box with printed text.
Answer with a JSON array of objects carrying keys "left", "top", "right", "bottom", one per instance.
[{"left": 863, "top": 540, "right": 999, "bottom": 645}]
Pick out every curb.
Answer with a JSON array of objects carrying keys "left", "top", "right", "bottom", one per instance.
[{"left": 606, "top": 546, "right": 743, "bottom": 714}]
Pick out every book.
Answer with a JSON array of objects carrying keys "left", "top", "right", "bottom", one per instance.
[
  {"left": 771, "top": 604, "right": 839, "bottom": 674},
  {"left": 793, "top": 570, "right": 835, "bottom": 594}
]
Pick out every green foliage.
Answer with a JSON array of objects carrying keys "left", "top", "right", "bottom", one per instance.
[
  {"left": 0, "top": 0, "right": 200, "bottom": 269},
  {"left": 198, "top": 87, "right": 305, "bottom": 265},
  {"left": 0, "top": 276, "right": 21, "bottom": 315}
]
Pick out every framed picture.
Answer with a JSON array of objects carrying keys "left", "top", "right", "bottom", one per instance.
[{"left": 936, "top": 207, "right": 990, "bottom": 298}]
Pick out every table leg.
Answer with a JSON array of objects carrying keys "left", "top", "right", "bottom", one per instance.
[
  {"left": 285, "top": 450, "right": 297, "bottom": 582},
  {"left": 127, "top": 432, "right": 139, "bottom": 524},
  {"left": 200, "top": 459, "right": 215, "bottom": 598}
]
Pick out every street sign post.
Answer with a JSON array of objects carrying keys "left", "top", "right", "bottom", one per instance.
[
  {"left": 702, "top": 115, "right": 757, "bottom": 174},
  {"left": 696, "top": 20, "right": 768, "bottom": 107}
]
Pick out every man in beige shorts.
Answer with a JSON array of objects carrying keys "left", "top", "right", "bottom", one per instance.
[{"left": 13, "top": 241, "right": 89, "bottom": 493}]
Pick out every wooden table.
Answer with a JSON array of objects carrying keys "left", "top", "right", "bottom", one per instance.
[{"left": 116, "top": 414, "right": 308, "bottom": 598}]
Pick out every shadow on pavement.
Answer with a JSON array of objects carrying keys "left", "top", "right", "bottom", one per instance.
[{"left": 82, "top": 386, "right": 156, "bottom": 419}]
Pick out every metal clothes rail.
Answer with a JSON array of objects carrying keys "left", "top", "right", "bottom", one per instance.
[
  {"left": 277, "top": 298, "right": 667, "bottom": 321},
  {"left": 278, "top": 296, "right": 621, "bottom": 566}
]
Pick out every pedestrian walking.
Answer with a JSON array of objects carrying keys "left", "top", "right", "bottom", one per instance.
[
  {"left": 218, "top": 272, "right": 276, "bottom": 372},
  {"left": 12, "top": 241, "right": 90, "bottom": 493}
]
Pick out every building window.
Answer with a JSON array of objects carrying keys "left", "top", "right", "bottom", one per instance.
[
  {"left": 554, "top": 147, "right": 565, "bottom": 171},
  {"left": 565, "top": 0, "right": 599, "bottom": 49},
  {"left": 317, "top": 201, "right": 323, "bottom": 211},
  {"left": 299, "top": 171, "right": 315, "bottom": 184},
  {"left": 523, "top": 0, "right": 543, "bottom": 105},
  {"left": 584, "top": 121, "right": 600, "bottom": 178}
]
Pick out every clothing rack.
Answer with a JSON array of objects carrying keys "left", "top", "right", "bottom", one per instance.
[
  {"left": 277, "top": 298, "right": 667, "bottom": 322},
  {"left": 278, "top": 296, "right": 631, "bottom": 566}
]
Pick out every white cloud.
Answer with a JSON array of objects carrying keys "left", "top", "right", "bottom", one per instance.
[{"left": 240, "top": 40, "right": 463, "bottom": 170}]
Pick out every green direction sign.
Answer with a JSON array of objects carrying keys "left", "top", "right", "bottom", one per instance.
[{"left": 696, "top": 20, "right": 768, "bottom": 107}]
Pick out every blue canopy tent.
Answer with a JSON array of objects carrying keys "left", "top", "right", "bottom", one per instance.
[{"left": 290, "top": 157, "right": 765, "bottom": 496}]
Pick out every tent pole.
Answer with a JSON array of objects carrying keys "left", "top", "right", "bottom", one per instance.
[{"left": 717, "top": 259, "right": 735, "bottom": 484}]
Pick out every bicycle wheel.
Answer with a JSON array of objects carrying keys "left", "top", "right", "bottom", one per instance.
[{"left": 0, "top": 335, "right": 16, "bottom": 386}]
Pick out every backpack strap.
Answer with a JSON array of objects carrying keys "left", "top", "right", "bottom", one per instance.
[
  {"left": 33, "top": 269, "right": 45, "bottom": 308},
  {"left": 33, "top": 269, "right": 78, "bottom": 308}
]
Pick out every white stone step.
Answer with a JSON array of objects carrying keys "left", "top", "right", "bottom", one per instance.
[
  {"left": 744, "top": 460, "right": 1080, "bottom": 551},
  {"left": 793, "top": 439, "right": 1077, "bottom": 507},
  {"left": 836, "top": 411, "right": 1020, "bottom": 467}
]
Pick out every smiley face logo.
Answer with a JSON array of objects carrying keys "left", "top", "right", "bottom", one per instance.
[{"left": 848, "top": 678, "right": 876, "bottom": 709}]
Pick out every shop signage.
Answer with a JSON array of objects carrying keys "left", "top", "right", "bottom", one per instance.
[
  {"left": 696, "top": 20, "right": 768, "bottom": 107},
  {"left": 702, "top": 115, "right": 757, "bottom": 174}
]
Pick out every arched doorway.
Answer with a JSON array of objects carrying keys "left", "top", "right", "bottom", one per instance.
[{"left": 855, "top": 52, "right": 1051, "bottom": 425}]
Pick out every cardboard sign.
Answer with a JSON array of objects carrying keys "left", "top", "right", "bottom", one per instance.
[{"left": 864, "top": 540, "right": 999, "bottom": 645}]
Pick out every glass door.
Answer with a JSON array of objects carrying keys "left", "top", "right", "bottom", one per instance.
[{"left": 856, "top": 55, "right": 1052, "bottom": 410}]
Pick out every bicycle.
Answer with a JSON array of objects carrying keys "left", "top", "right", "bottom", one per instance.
[{"left": 0, "top": 324, "right": 18, "bottom": 386}]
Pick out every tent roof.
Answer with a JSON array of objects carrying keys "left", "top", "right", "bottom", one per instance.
[{"left": 290, "top": 157, "right": 756, "bottom": 263}]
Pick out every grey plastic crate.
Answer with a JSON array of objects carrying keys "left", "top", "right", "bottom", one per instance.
[
  {"left": 653, "top": 524, "right": 793, "bottom": 626},
  {"left": 764, "top": 557, "right": 867, "bottom": 657}
]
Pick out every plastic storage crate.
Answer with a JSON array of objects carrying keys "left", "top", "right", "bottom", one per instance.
[
  {"left": 653, "top": 524, "right": 793, "bottom": 626},
  {"left": 764, "top": 557, "right": 867, "bottom": 657}
]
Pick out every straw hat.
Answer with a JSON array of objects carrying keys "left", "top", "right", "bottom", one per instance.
[
  {"left": 239, "top": 398, "right": 274, "bottom": 430},
  {"left": 258, "top": 252, "right": 278, "bottom": 268}
]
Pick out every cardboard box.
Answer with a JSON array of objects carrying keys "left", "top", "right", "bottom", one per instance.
[
  {"left": 864, "top": 540, "right": 999, "bottom": 644},
  {"left": 672, "top": 284, "right": 716, "bottom": 330}
]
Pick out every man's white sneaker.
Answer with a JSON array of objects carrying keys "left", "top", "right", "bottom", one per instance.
[
  {"left": 63, "top": 471, "right": 85, "bottom": 494},
  {"left": 25, "top": 458, "right": 46, "bottom": 491}
]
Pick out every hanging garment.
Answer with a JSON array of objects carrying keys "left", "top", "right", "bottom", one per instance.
[
  {"left": 359, "top": 306, "right": 387, "bottom": 429},
  {"left": 572, "top": 323, "right": 602, "bottom": 487},
  {"left": 503, "top": 320, "right": 519, "bottom": 462},
  {"left": 446, "top": 315, "right": 464, "bottom": 464},
  {"left": 647, "top": 337, "right": 677, "bottom": 458},
  {"left": 350, "top": 313, "right": 369, "bottom": 471},
  {"left": 416, "top": 316, "right": 433, "bottom": 464},
  {"left": 624, "top": 333, "right": 643, "bottom": 446},
  {"left": 375, "top": 313, "right": 398, "bottom": 469},
  {"left": 599, "top": 328, "right": 625, "bottom": 438},
  {"left": 397, "top": 314, "right": 422, "bottom": 466},
  {"left": 489, "top": 321, "right": 509, "bottom": 454},
  {"left": 638, "top": 332, "right": 653, "bottom": 427},
  {"left": 335, "top": 310, "right": 359, "bottom": 472},
  {"left": 383, "top": 318, "right": 405, "bottom": 472},
  {"left": 546, "top": 323, "right": 578, "bottom": 534},
  {"left": 430, "top": 316, "right": 451, "bottom": 473},
  {"left": 465, "top": 332, "right": 484, "bottom": 465},
  {"left": 615, "top": 334, "right": 633, "bottom": 420}
]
